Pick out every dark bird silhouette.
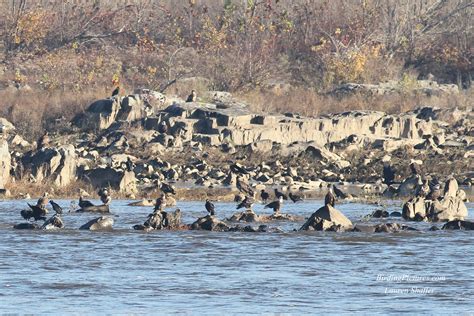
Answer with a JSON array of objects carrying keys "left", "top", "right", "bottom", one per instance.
[
  {"left": 265, "top": 196, "right": 283, "bottom": 213},
  {"left": 237, "top": 177, "right": 255, "bottom": 197},
  {"left": 289, "top": 192, "right": 303, "bottom": 203},
  {"left": 186, "top": 89, "right": 197, "bottom": 102},
  {"left": 260, "top": 190, "right": 269, "bottom": 203},
  {"left": 230, "top": 163, "right": 249, "bottom": 175},
  {"left": 383, "top": 162, "right": 395, "bottom": 185},
  {"left": 154, "top": 196, "right": 165, "bottom": 212},
  {"left": 111, "top": 86, "right": 120, "bottom": 97},
  {"left": 324, "top": 186, "right": 336, "bottom": 207},
  {"left": 415, "top": 180, "right": 430, "bottom": 198},
  {"left": 427, "top": 184, "right": 441, "bottom": 201},
  {"left": 160, "top": 182, "right": 176, "bottom": 195},
  {"left": 49, "top": 200, "right": 63, "bottom": 215},
  {"left": 158, "top": 121, "right": 168, "bottom": 134},
  {"left": 205, "top": 199, "right": 215, "bottom": 216},
  {"left": 126, "top": 157, "right": 134, "bottom": 172},
  {"left": 236, "top": 196, "right": 254, "bottom": 210},
  {"left": 274, "top": 188, "right": 288, "bottom": 200},
  {"left": 41, "top": 214, "right": 64, "bottom": 229},
  {"left": 21, "top": 203, "right": 47, "bottom": 221},
  {"left": 79, "top": 196, "right": 94, "bottom": 209},
  {"left": 333, "top": 185, "right": 348, "bottom": 199}
]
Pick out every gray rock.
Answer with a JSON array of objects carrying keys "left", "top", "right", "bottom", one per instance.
[{"left": 79, "top": 216, "right": 114, "bottom": 231}]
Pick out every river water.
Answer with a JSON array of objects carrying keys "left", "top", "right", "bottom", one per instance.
[{"left": 0, "top": 199, "right": 473, "bottom": 314}]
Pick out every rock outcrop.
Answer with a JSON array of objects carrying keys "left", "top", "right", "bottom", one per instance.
[
  {"left": 81, "top": 168, "right": 137, "bottom": 194},
  {"left": 133, "top": 209, "right": 182, "bottom": 231},
  {"left": 300, "top": 205, "right": 353, "bottom": 231},
  {"left": 79, "top": 216, "right": 114, "bottom": 231},
  {"left": 0, "top": 138, "right": 11, "bottom": 189},
  {"left": 190, "top": 215, "right": 230, "bottom": 231}
]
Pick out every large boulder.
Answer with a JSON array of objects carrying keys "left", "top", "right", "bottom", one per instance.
[
  {"left": 300, "top": 205, "right": 353, "bottom": 231},
  {"left": 21, "top": 145, "right": 77, "bottom": 186},
  {"left": 190, "top": 215, "right": 230, "bottom": 231},
  {"left": 133, "top": 209, "right": 182, "bottom": 231},
  {"left": 402, "top": 196, "right": 427, "bottom": 220},
  {"left": 79, "top": 216, "right": 114, "bottom": 231},
  {"left": 0, "top": 138, "right": 11, "bottom": 189},
  {"left": 442, "top": 220, "right": 474, "bottom": 230},
  {"left": 82, "top": 168, "right": 137, "bottom": 194}
]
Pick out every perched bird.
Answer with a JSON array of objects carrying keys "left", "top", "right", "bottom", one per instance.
[
  {"left": 237, "top": 177, "right": 255, "bottom": 197},
  {"left": 383, "top": 162, "right": 395, "bottom": 185},
  {"left": 324, "top": 186, "right": 336, "bottom": 207},
  {"left": 185, "top": 89, "right": 197, "bottom": 102},
  {"left": 22, "top": 203, "right": 47, "bottom": 221},
  {"left": 230, "top": 163, "right": 249, "bottom": 175},
  {"left": 160, "top": 182, "right": 176, "bottom": 195},
  {"left": 36, "top": 192, "right": 49, "bottom": 210},
  {"left": 125, "top": 157, "right": 135, "bottom": 172},
  {"left": 111, "top": 86, "right": 120, "bottom": 97},
  {"left": 274, "top": 188, "right": 288, "bottom": 200},
  {"left": 427, "top": 184, "right": 441, "bottom": 201},
  {"left": 265, "top": 196, "right": 284, "bottom": 214},
  {"left": 205, "top": 199, "right": 215, "bottom": 216},
  {"left": 79, "top": 196, "right": 94, "bottom": 209},
  {"left": 236, "top": 196, "right": 254, "bottom": 210},
  {"left": 49, "top": 200, "right": 63, "bottom": 215},
  {"left": 260, "top": 190, "right": 269, "bottom": 203},
  {"left": 415, "top": 180, "right": 430, "bottom": 198},
  {"left": 154, "top": 196, "right": 165, "bottom": 212},
  {"left": 41, "top": 214, "right": 64, "bottom": 229},
  {"left": 98, "top": 188, "right": 112, "bottom": 206},
  {"left": 289, "top": 192, "right": 303, "bottom": 203},
  {"left": 333, "top": 185, "right": 348, "bottom": 199}
]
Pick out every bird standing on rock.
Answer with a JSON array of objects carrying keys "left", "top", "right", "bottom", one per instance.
[
  {"left": 325, "top": 186, "right": 336, "bottom": 207},
  {"left": 205, "top": 199, "right": 215, "bottom": 216},
  {"left": 154, "top": 196, "right": 165, "bottom": 212},
  {"left": 260, "top": 190, "right": 269, "bottom": 203},
  {"left": 289, "top": 192, "right": 303, "bottom": 203},
  {"left": 274, "top": 188, "right": 288, "bottom": 200},
  {"left": 22, "top": 203, "right": 47, "bottom": 222},
  {"left": 98, "top": 188, "right": 112, "bottom": 206},
  {"left": 265, "top": 196, "right": 284, "bottom": 214},
  {"left": 237, "top": 196, "right": 254, "bottom": 210},
  {"left": 37, "top": 192, "right": 49, "bottom": 210},
  {"left": 49, "top": 200, "right": 63, "bottom": 215},
  {"left": 186, "top": 89, "right": 197, "bottom": 102},
  {"left": 160, "top": 182, "right": 176, "bottom": 196},
  {"left": 79, "top": 195, "right": 94, "bottom": 209}
]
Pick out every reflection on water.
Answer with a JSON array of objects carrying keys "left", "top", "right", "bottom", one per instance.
[{"left": 0, "top": 199, "right": 473, "bottom": 314}]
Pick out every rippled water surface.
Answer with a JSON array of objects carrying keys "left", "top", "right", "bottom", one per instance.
[{"left": 0, "top": 199, "right": 473, "bottom": 314}]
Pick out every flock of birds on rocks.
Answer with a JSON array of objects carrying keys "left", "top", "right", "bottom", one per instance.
[{"left": 12, "top": 173, "right": 345, "bottom": 231}]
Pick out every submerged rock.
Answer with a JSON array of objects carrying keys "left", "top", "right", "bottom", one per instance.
[
  {"left": 300, "top": 205, "right": 352, "bottom": 231},
  {"left": 13, "top": 223, "right": 39, "bottom": 230},
  {"left": 76, "top": 205, "right": 110, "bottom": 213},
  {"left": 79, "top": 216, "right": 114, "bottom": 231},
  {"left": 442, "top": 220, "right": 474, "bottom": 230},
  {"left": 228, "top": 209, "right": 260, "bottom": 222},
  {"left": 190, "top": 215, "right": 230, "bottom": 231}
]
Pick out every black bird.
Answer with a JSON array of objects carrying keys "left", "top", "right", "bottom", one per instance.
[
  {"left": 333, "top": 185, "right": 348, "bottom": 199},
  {"left": 230, "top": 163, "right": 249, "bottom": 175},
  {"left": 186, "top": 89, "right": 197, "bottom": 102},
  {"left": 260, "top": 190, "right": 269, "bottom": 203},
  {"left": 125, "top": 157, "right": 134, "bottom": 172},
  {"left": 49, "top": 200, "right": 63, "bottom": 215},
  {"left": 236, "top": 196, "right": 254, "bottom": 210},
  {"left": 205, "top": 199, "right": 215, "bottom": 216},
  {"left": 237, "top": 177, "right": 255, "bottom": 197},
  {"left": 289, "top": 192, "right": 303, "bottom": 203},
  {"left": 160, "top": 182, "right": 176, "bottom": 195},
  {"left": 111, "top": 86, "right": 120, "bottom": 97},
  {"left": 21, "top": 204, "right": 47, "bottom": 221},
  {"left": 274, "top": 188, "right": 288, "bottom": 200},
  {"left": 79, "top": 196, "right": 94, "bottom": 209},
  {"left": 265, "top": 196, "right": 283, "bottom": 213},
  {"left": 383, "top": 162, "right": 395, "bottom": 185},
  {"left": 324, "top": 186, "right": 335, "bottom": 207},
  {"left": 154, "top": 196, "right": 165, "bottom": 212},
  {"left": 98, "top": 188, "right": 112, "bottom": 205}
]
